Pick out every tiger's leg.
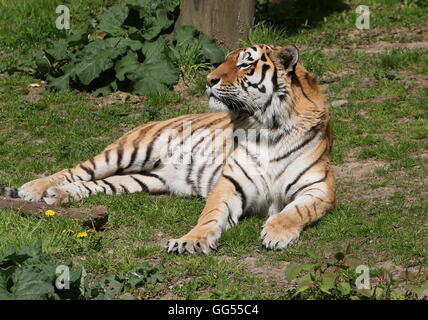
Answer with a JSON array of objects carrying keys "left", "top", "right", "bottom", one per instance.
[
  {"left": 166, "top": 173, "right": 249, "bottom": 254},
  {"left": 261, "top": 169, "right": 335, "bottom": 250},
  {"left": 43, "top": 173, "right": 167, "bottom": 205},
  {"left": 17, "top": 122, "right": 161, "bottom": 202}
]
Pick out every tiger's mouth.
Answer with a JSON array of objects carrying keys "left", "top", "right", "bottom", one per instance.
[{"left": 207, "top": 87, "right": 246, "bottom": 113}]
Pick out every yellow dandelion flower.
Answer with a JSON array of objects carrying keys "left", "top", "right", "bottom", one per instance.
[
  {"left": 86, "top": 229, "right": 97, "bottom": 234},
  {"left": 45, "top": 210, "right": 56, "bottom": 216},
  {"left": 76, "top": 232, "right": 88, "bottom": 238},
  {"left": 62, "top": 229, "right": 74, "bottom": 234}
]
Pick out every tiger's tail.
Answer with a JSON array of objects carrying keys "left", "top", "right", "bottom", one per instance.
[{"left": 0, "top": 186, "right": 19, "bottom": 198}]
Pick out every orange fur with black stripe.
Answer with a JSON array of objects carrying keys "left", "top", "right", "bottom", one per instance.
[{"left": 2, "top": 44, "right": 336, "bottom": 253}]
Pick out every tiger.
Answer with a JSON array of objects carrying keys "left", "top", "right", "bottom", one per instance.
[{"left": 0, "top": 44, "right": 336, "bottom": 254}]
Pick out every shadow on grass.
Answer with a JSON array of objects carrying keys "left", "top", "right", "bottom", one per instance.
[{"left": 255, "top": 0, "right": 350, "bottom": 33}]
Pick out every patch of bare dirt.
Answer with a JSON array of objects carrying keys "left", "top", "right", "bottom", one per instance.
[
  {"left": 324, "top": 41, "right": 428, "bottom": 54},
  {"left": 333, "top": 159, "right": 388, "bottom": 183},
  {"left": 333, "top": 158, "right": 397, "bottom": 202},
  {"left": 221, "top": 255, "right": 291, "bottom": 288}
]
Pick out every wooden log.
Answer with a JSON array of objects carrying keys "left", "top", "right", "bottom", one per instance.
[
  {"left": 174, "top": 0, "right": 256, "bottom": 48},
  {"left": 0, "top": 197, "right": 108, "bottom": 230}
]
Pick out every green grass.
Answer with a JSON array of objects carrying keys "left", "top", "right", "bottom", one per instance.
[{"left": 0, "top": 0, "right": 427, "bottom": 299}]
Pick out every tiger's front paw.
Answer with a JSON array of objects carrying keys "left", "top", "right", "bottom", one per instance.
[
  {"left": 18, "top": 179, "right": 50, "bottom": 202},
  {"left": 165, "top": 233, "right": 218, "bottom": 255},
  {"left": 261, "top": 215, "right": 301, "bottom": 250}
]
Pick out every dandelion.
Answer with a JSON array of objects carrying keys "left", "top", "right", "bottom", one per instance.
[
  {"left": 62, "top": 229, "right": 74, "bottom": 234},
  {"left": 45, "top": 210, "right": 56, "bottom": 216},
  {"left": 76, "top": 232, "right": 88, "bottom": 238},
  {"left": 86, "top": 229, "right": 97, "bottom": 234}
]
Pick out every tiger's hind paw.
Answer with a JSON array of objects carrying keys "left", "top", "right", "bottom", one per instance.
[{"left": 18, "top": 179, "right": 50, "bottom": 202}]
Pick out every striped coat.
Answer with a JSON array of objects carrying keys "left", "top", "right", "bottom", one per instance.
[{"left": 1, "top": 44, "right": 336, "bottom": 254}]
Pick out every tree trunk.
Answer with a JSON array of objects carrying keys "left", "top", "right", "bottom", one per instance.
[{"left": 175, "top": 0, "right": 256, "bottom": 49}]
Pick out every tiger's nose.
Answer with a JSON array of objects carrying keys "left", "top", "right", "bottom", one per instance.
[{"left": 206, "top": 75, "right": 220, "bottom": 87}]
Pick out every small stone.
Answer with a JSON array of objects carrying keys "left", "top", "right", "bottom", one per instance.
[{"left": 331, "top": 99, "right": 348, "bottom": 107}]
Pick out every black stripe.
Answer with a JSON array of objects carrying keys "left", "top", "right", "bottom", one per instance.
[
  {"left": 140, "top": 115, "right": 209, "bottom": 169},
  {"left": 123, "top": 122, "right": 159, "bottom": 171},
  {"left": 153, "top": 159, "right": 161, "bottom": 169},
  {"left": 284, "top": 146, "right": 328, "bottom": 196},
  {"left": 139, "top": 171, "right": 166, "bottom": 184},
  {"left": 289, "top": 170, "right": 329, "bottom": 202},
  {"left": 79, "top": 164, "right": 95, "bottom": 181},
  {"left": 120, "top": 184, "right": 130, "bottom": 194},
  {"left": 223, "top": 174, "right": 246, "bottom": 211},
  {"left": 116, "top": 145, "right": 124, "bottom": 172},
  {"left": 130, "top": 176, "right": 149, "bottom": 193},
  {"left": 102, "top": 179, "right": 117, "bottom": 194},
  {"left": 104, "top": 149, "right": 110, "bottom": 165},
  {"left": 124, "top": 145, "right": 139, "bottom": 170},
  {"left": 259, "top": 64, "right": 270, "bottom": 84},
  {"left": 82, "top": 184, "right": 93, "bottom": 195},
  {"left": 200, "top": 219, "right": 217, "bottom": 226},
  {"left": 89, "top": 158, "right": 97, "bottom": 170},
  {"left": 67, "top": 168, "right": 76, "bottom": 182},
  {"left": 233, "top": 159, "right": 255, "bottom": 185},
  {"left": 225, "top": 202, "right": 236, "bottom": 227},
  {"left": 196, "top": 163, "right": 208, "bottom": 194},
  {"left": 272, "top": 129, "right": 319, "bottom": 162},
  {"left": 64, "top": 174, "right": 72, "bottom": 184},
  {"left": 207, "top": 163, "right": 223, "bottom": 192}
]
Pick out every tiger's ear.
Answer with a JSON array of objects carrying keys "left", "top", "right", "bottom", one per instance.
[{"left": 277, "top": 45, "right": 299, "bottom": 71}]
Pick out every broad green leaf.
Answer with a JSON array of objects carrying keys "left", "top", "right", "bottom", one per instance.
[
  {"left": 319, "top": 277, "right": 335, "bottom": 294},
  {"left": 99, "top": 3, "right": 129, "bottom": 37},
  {"left": 45, "top": 41, "right": 69, "bottom": 61},
  {"left": 140, "top": 9, "right": 174, "bottom": 40},
  {"left": 115, "top": 50, "right": 140, "bottom": 81},
  {"left": 66, "top": 23, "right": 93, "bottom": 47},
  {"left": 199, "top": 33, "right": 225, "bottom": 64},
  {"left": 34, "top": 51, "right": 52, "bottom": 75},
  {"left": 373, "top": 286, "right": 384, "bottom": 299},
  {"left": 293, "top": 285, "right": 311, "bottom": 297},
  {"left": 297, "top": 273, "right": 313, "bottom": 286},
  {"left": 301, "top": 263, "right": 319, "bottom": 271},
  {"left": 174, "top": 25, "right": 199, "bottom": 47},
  {"left": 131, "top": 38, "right": 179, "bottom": 95},
  {"left": 173, "top": 26, "right": 225, "bottom": 64},
  {"left": 285, "top": 263, "right": 302, "bottom": 282},
  {"left": 337, "top": 282, "right": 351, "bottom": 296},
  {"left": 46, "top": 73, "right": 73, "bottom": 91}
]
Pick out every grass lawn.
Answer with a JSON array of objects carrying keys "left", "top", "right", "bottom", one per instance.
[{"left": 0, "top": 0, "right": 426, "bottom": 299}]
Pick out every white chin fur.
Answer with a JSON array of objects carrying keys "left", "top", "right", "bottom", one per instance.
[{"left": 208, "top": 96, "right": 229, "bottom": 112}]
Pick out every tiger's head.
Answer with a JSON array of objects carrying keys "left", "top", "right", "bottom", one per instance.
[{"left": 206, "top": 44, "right": 324, "bottom": 128}]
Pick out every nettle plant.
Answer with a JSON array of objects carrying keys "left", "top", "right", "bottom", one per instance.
[
  {"left": 285, "top": 245, "right": 427, "bottom": 300},
  {"left": 34, "top": 0, "right": 224, "bottom": 96},
  {"left": 0, "top": 241, "right": 164, "bottom": 300}
]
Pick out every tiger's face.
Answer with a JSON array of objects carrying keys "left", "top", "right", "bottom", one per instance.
[{"left": 206, "top": 44, "right": 299, "bottom": 114}]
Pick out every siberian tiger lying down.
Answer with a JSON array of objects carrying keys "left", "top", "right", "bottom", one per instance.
[{"left": 1, "top": 44, "right": 336, "bottom": 254}]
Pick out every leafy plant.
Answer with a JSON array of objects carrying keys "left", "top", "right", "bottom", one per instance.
[
  {"left": 0, "top": 241, "right": 164, "bottom": 300},
  {"left": 285, "top": 245, "right": 427, "bottom": 300},
  {"left": 34, "top": 0, "right": 224, "bottom": 96}
]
